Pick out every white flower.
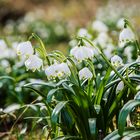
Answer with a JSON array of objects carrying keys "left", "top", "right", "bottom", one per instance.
[
  {"left": 0, "top": 39, "right": 7, "bottom": 50},
  {"left": 45, "top": 63, "right": 70, "bottom": 80},
  {"left": 94, "top": 32, "right": 110, "bottom": 48},
  {"left": 70, "top": 46, "right": 94, "bottom": 62},
  {"left": 92, "top": 20, "right": 108, "bottom": 32},
  {"left": 79, "top": 67, "right": 93, "bottom": 80},
  {"left": 77, "top": 28, "right": 91, "bottom": 39},
  {"left": 103, "top": 43, "right": 115, "bottom": 59},
  {"left": 119, "top": 28, "right": 135, "bottom": 43},
  {"left": 136, "top": 55, "right": 140, "bottom": 62},
  {"left": 117, "top": 18, "right": 125, "bottom": 29},
  {"left": 111, "top": 55, "right": 123, "bottom": 67},
  {"left": 17, "top": 41, "right": 34, "bottom": 57},
  {"left": 116, "top": 81, "right": 124, "bottom": 94},
  {"left": 25, "top": 55, "right": 43, "bottom": 72},
  {"left": 124, "top": 46, "right": 133, "bottom": 62}
]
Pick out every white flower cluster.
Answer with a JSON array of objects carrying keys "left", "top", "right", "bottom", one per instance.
[
  {"left": 17, "top": 41, "right": 43, "bottom": 72},
  {"left": 70, "top": 46, "right": 94, "bottom": 62},
  {"left": 45, "top": 63, "right": 71, "bottom": 80}
]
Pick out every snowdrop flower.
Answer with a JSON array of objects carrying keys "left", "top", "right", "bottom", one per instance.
[
  {"left": 119, "top": 27, "right": 135, "bottom": 43},
  {"left": 45, "top": 63, "right": 70, "bottom": 80},
  {"left": 92, "top": 20, "right": 108, "bottom": 32},
  {"left": 25, "top": 55, "right": 43, "bottom": 72},
  {"left": 103, "top": 43, "right": 115, "bottom": 59},
  {"left": 111, "top": 55, "right": 123, "bottom": 67},
  {"left": 136, "top": 55, "right": 140, "bottom": 62},
  {"left": 17, "top": 41, "right": 34, "bottom": 58},
  {"left": 0, "top": 39, "right": 7, "bottom": 50},
  {"left": 79, "top": 67, "right": 93, "bottom": 80},
  {"left": 70, "top": 46, "right": 94, "bottom": 62},
  {"left": 77, "top": 28, "right": 92, "bottom": 39},
  {"left": 94, "top": 32, "right": 110, "bottom": 48},
  {"left": 117, "top": 18, "right": 125, "bottom": 29},
  {"left": 124, "top": 46, "right": 133, "bottom": 62},
  {"left": 116, "top": 81, "right": 124, "bottom": 94}
]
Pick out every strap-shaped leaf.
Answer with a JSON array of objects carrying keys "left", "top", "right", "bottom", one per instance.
[
  {"left": 118, "top": 100, "right": 140, "bottom": 136},
  {"left": 103, "top": 127, "right": 140, "bottom": 140},
  {"left": 0, "top": 76, "right": 15, "bottom": 81},
  {"left": 51, "top": 101, "right": 69, "bottom": 124},
  {"left": 47, "top": 88, "right": 63, "bottom": 103},
  {"left": 53, "top": 135, "right": 80, "bottom": 140},
  {"left": 88, "top": 118, "right": 96, "bottom": 140}
]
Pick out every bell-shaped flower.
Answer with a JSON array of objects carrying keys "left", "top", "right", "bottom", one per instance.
[
  {"left": 77, "top": 28, "right": 92, "bottom": 39},
  {"left": 0, "top": 39, "right": 7, "bottom": 50},
  {"left": 17, "top": 41, "right": 34, "bottom": 58},
  {"left": 116, "top": 81, "right": 124, "bottom": 94},
  {"left": 45, "top": 63, "right": 70, "bottom": 80},
  {"left": 119, "top": 28, "right": 135, "bottom": 43},
  {"left": 79, "top": 67, "right": 93, "bottom": 80},
  {"left": 70, "top": 46, "right": 94, "bottom": 62},
  {"left": 92, "top": 20, "right": 108, "bottom": 33},
  {"left": 117, "top": 18, "right": 125, "bottom": 29},
  {"left": 111, "top": 55, "right": 123, "bottom": 68},
  {"left": 25, "top": 55, "right": 43, "bottom": 72}
]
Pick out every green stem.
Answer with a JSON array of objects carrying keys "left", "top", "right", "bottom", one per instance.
[{"left": 81, "top": 37, "right": 137, "bottom": 93}]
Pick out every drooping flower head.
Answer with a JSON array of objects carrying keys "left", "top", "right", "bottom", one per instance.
[
  {"left": 70, "top": 46, "right": 94, "bottom": 62},
  {"left": 45, "top": 63, "right": 71, "bottom": 80},
  {"left": 17, "top": 41, "right": 34, "bottom": 58},
  {"left": 25, "top": 55, "right": 43, "bottom": 72},
  {"left": 79, "top": 67, "right": 93, "bottom": 80},
  {"left": 92, "top": 20, "right": 108, "bottom": 33},
  {"left": 77, "top": 28, "right": 92, "bottom": 39},
  {"left": 119, "top": 27, "right": 135, "bottom": 43},
  {"left": 111, "top": 55, "right": 123, "bottom": 68}
]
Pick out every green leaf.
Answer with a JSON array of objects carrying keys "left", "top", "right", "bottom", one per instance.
[
  {"left": 118, "top": 100, "right": 140, "bottom": 136},
  {"left": 53, "top": 135, "right": 81, "bottom": 140},
  {"left": 103, "top": 127, "right": 140, "bottom": 140},
  {"left": 47, "top": 88, "right": 63, "bottom": 103},
  {"left": 95, "top": 67, "right": 111, "bottom": 105},
  {"left": 51, "top": 101, "right": 69, "bottom": 124},
  {"left": 0, "top": 76, "right": 15, "bottom": 81},
  {"left": 88, "top": 118, "right": 96, "bottom": 140}
]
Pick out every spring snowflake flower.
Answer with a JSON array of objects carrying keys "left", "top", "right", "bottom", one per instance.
[
  {"left": 111, "top": 55, "right": 123, "bottom": 67},
  {"left": 77, "top": 28, "right": 92, "bottom": 39},
  {"left": 45, "top": 63, "right": 70, "bottom": 80},
  {"left": 116, "top": 81, "right": 124, "bottom": 94},
  {"left": 17, "top": 41, "right": 34, "bottom": 58},
  {"left": 25, "top": 55, "right": 43, "bottom": 72},
  {"left": 79, "top": 67, "right": 93, "bottom": 80},
  {"left": 0, "top": 39, "right": 7, "bottom": 49},
  {"left": 92, "top": 20, "right": 108, "bottom": 33},
  {"left": 119, "top": 27, "right": 135, "bottom": 43},
  {"left": 117, "top": 18, "right": 125, "bottom": 29},
  {"left": 70, "top": 46, "right": 94, "bottom": 62},
  {"left": 93, "top": 32, "right": 110, "bottom": 48}
]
